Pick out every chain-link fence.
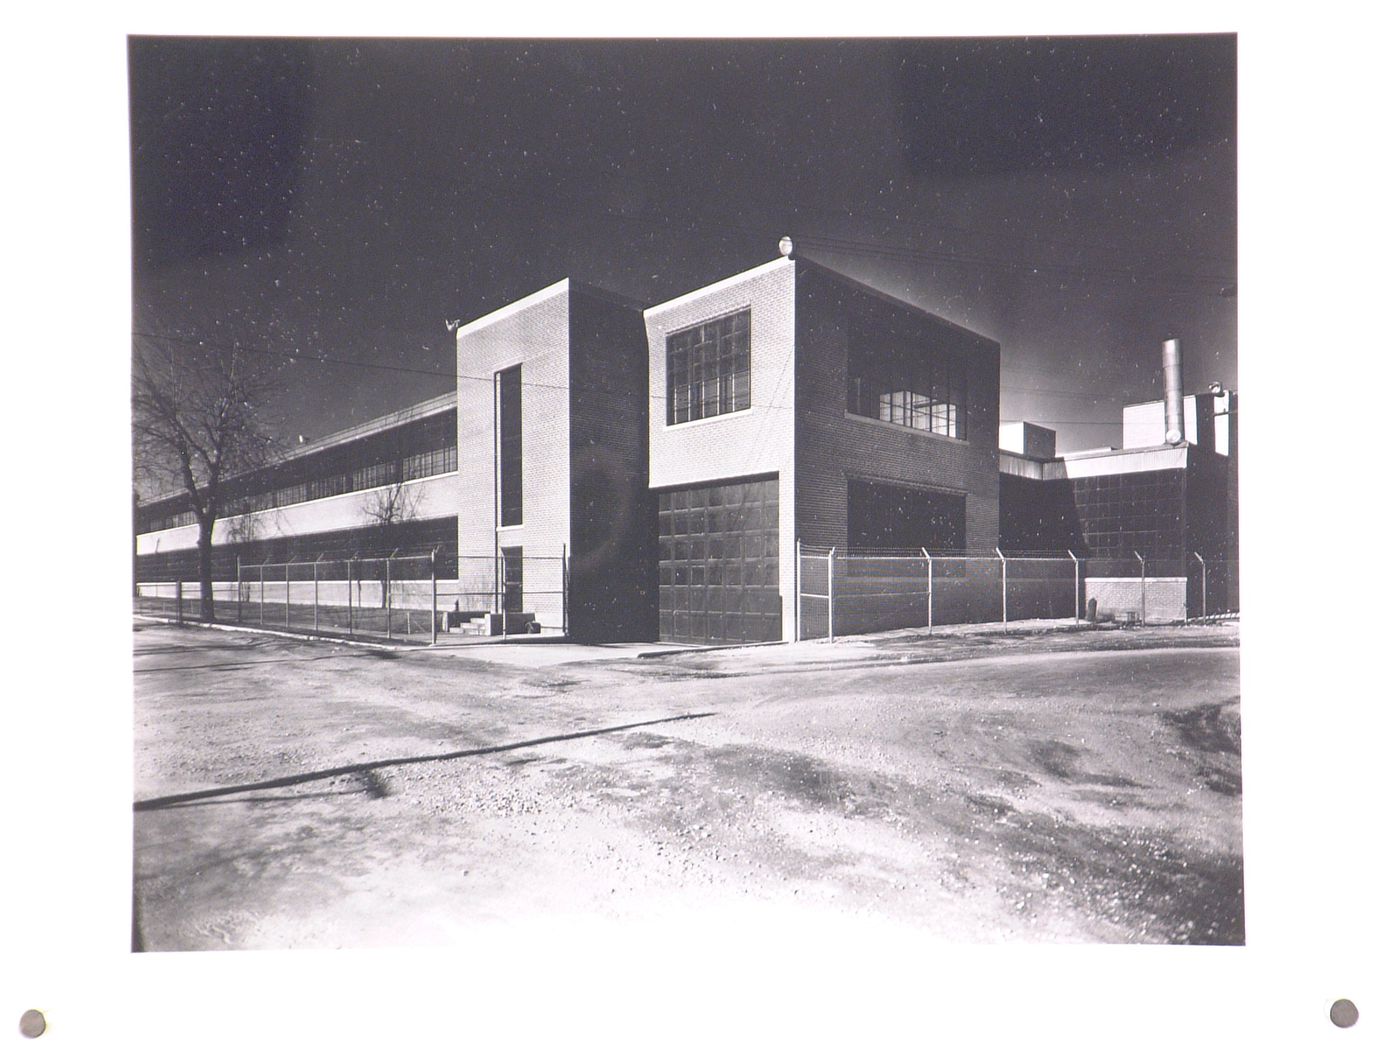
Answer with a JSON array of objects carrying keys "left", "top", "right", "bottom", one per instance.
[
  {"left": 438, "top": 550, "right": 569, "bottom": 637},
  {"left": 797, "top": 545, "right": 1238, "bottom": 641},
  {"left": 232, "top": 554, "right": 441, "bottom": 642},
  {"left": 135, "top": 547, "right": 571, "bottom": 644},
  {"left": 135, "top": 552, "right": 442, "bottom": 642},
  {"left": 1187, "top": 556, "right": 1240, "bottom": 620},
  {"left": 133, "top": 580, "right": 237, "bottom": 624}
]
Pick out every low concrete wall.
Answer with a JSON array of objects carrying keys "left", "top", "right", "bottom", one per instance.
[
  {"left": 1086, "top": 577, "right": 1186, "bottom": 623},
  {"left": 137, "top": 579, "right": 462, "bottom": 612}
]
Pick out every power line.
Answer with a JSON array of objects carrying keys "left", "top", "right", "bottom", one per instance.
[
  {"left": 413, "top": 162, "right": 1233, "bottom": 296},
  {"left": 792, "top": 230, "right": 1234, "bottom": 290},
  {"left": 463, "top": 144, "right": 1238, "bottom": 272},
  {"left": 999, "top": 419, "right": 1120, "bottom": 425},
  {"left": 435, "top": 151, "right": 1236, "bottom": 286},
  {"left": 135, "top": 328, "right": 1151, "bottom": 421}
]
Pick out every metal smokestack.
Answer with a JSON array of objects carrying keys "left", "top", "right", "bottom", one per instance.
[{"left": 1162, "top": 338, "right": 1185, "bottom": 445}]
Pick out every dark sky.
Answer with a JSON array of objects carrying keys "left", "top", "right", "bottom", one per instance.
[{"left": 129, "top": 35, "right": 1236, "bottom": 455}]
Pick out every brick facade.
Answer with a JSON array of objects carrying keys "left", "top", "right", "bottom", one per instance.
[
  {"left": 457, "top": 280, "right": 574, "bottom": 628},
  {"left": 793, "top": 262, "right": 1001, "bottom": 555},
  {"left": 567, "top": 288, "right": 657, "bottom": 640},
  {"left": 646, "top": 258, "right": 799, "bottom": 641},
  {"left": 645, "top": 255, "right": 1002, "bottom": 642},
  {"left": 457, "top": 279, "right": 654, "bottom": 638}
]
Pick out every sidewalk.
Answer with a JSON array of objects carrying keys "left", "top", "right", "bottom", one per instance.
[{"left": 416, "top": 637, "right": 694, "bottom": 667}]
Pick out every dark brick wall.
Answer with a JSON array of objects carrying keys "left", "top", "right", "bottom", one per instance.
[
  {"left": 793, "top": 262, "right": 1002, "bottom": 553},
  {"left": 999, "top": 473, "right": 1080, "bottom": 553},
  {"left": 1183, "top": 449, "right": 1235, "bottom": 560},
  {"left": 569, "top": 288, "right": 658, "bottom": 641}
]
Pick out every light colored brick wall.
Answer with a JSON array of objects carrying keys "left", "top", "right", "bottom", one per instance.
[
  {"left": 792, "top": 263, "right": 1002, "bottom": 554},
  {"left": 1087, "top": 577, "right": 1187, "bottom": 623},
  {"left": 457, "top": 280, "right": 573, "bottom": 628},
  {"left": 134, "top": 472, "right": 459, "bottom": 555},
  {"left": 646, "top": 257, "right": 798, "bottom": 640}
]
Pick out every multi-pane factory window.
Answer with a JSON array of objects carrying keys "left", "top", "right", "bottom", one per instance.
[
  {"left": 498, "top": 366, "right": 523, "bottom": 526},
  {"left": 402, "top": 445, "right": 456, "bottom": 482},
  {"left": 143, "top": 508, "right": 198, "bottom": 532},
  {"left": 274, "top": 483, "right": 307, "bottom": 508},
  {"left": 135, "top": 408, "right": 459, "bottom": 534},
  {"left": 847, "top": 338, "right": 968, "bottom": 439},
  {"left": 666, "top": 309, "right": 752, "bottom": 425},
  {"left": 243, "top": 490, "right": 280, "bottom": 513},
  {"left": 352, "top": 461, "right": 398, "bottom": 492},
  {"left": 308, "top": 473, "right": 349, "bottom": 501}
]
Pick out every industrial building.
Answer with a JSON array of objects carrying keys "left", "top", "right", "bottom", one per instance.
[
  {"left": 998, "top": 340, "right": 1238, "bottom": 621},
  {"left": 134, "top": 393, "right": 460, "bottom": 583},
  {"left": 454, "top": 278, "right": 655, "bottom": 642},
  {"left": 642, "top": 253, "right": 1000, "bottom": 644},
  {"left": 134, "top": 243, "right": 1236, "bottom": 642}
]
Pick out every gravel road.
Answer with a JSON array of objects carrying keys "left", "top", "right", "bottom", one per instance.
[{"left": 132, "top": 620, "right": 1242, "bottom": 949}]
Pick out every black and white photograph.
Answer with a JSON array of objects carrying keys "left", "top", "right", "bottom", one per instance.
[
  {"left": 125, "top": 32, "right": 1243, "bottom": 949},
  {"left": 4, "top": 9, "right": 1397, "bottom": 1047}
]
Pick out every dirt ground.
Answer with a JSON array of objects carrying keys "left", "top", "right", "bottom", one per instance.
[{"left": 132, "top": 620, "right": 1242, "bottom": 949}]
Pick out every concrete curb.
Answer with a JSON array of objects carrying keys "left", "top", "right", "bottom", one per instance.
[
  {"left": 636, "top": 640, "right": 787, "bottom": 659},
  {"left": 133, "top": 614, "right": 415, "bottom": 652}
]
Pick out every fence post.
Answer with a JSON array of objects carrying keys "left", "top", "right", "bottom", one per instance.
[
  {"left": 285, "top": 562, "right": 291, "bottom": 628},
  {"left": 1193, "top": 551, "right": 1207, "bottom": 621},
  {"left": 431, "top": 547, "right": 439, "bottom": 645},
  {"left": 385, "top": 557, "right": 393, "bottom": 639},
  {"left": 313, "top": 556, "right": 320, "bottom": 633},
  {"left": 1134, "top": 551, "right": 1146, "bottom": 625},
  {"left": 827, "top": 547, "right": 836, "bottom": 643},
  {"left": 259, "top": 563, "right": 265, "bottom": 626},
  {"left": 921, "top": 547, "right": 933, "bottom": 635},
  {"left": 1068, "top": 550, "right": 1080, "bottom": 625},
  {"left": 348, "top": 558, "right": 354, "bottom": 636},
  {"left": 794, "top": 538, "right": 802, "bottom": 644},
  {"left": 176, "top": 579, "right": 183, "bottom": 624},
  {"left": 235, "top": 556, "right": 242, "bottom": 624},
  {"left": 995, "top": 547, "right": 1008, "bottom": 631}
]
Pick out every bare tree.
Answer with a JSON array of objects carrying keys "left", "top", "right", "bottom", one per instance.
[
  {"left": 132, "top": 332, "right": 282, "bottom": 622},
  {"left": 361, "top": 479, "right": 423, "bottom": 607},
  {"left": 362, "top": 478, "right": 424, "bottom": 536}
]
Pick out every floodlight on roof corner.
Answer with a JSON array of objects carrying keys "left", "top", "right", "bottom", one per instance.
[{"left": 778, "top": 236, "right": 794, "bottom": 257}]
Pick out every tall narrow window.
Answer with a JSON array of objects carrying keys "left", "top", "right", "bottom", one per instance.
[
  {"left": 666, "top": 309, "right": 751, "bottom": 424},
  {"left": 500, "top": 546, "right": 523, "bottom": 613},
  {"left": 498, "top": 365, "right": 523, "bottom": 526}
]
